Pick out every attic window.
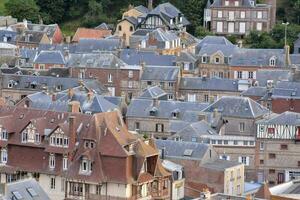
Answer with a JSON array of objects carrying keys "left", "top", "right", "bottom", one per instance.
[
  {"left": 269, "top": 57, "right": 276, "bottom": 66},
  {"left": 183, "top": 149, "right": 193, "bottom": 156},
  {"left": 150, "top": 107, "right": 158, "bottom": 116},
  {"left": 27, "top": 187, "right": 38, "bottom": 197}
]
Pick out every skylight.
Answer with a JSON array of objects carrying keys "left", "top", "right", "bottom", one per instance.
[
  {"left": 12, "top": 191, "right": 23, "bottom": 200},
  {"left": 27, "top": 187, "right": 38, "bottom": 197}
]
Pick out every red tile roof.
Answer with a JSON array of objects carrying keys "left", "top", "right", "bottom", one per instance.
[{"left": 72, "top": 28, "right": 112, "bottom": 42}]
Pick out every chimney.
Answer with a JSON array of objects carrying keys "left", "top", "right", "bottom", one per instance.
[
  {"left": 65, "top": 36, "right": 71, "bottom": 44},
  {"left": 200, "top": 188, "right": 211, "bottom": 199},
  {"left": 69, "top": 116, "right": 76, "bottom": 149},
  {"left": 87, "top": 91, "right": 94, "bottom": 101},
  {"left": 153, "top": 97, "right": 158, "bottom": 107},
  {"left": 68, "top": 101, "right": 81, "bottom": 113},
  {"left": 161, "top": 147, "right": 166, "bottom": 159},
  {"left": 285, "top": 45, "right": 291, "bottom": 67},
  {"left": 148, "top": 0, "right": 153, "bottom": 10},
  {"left": 64, "top": 49, "right": 70, "bottom": 61},
  {"left": 140, "top": 61, "right": 146, "bottom": 79},
  {"left": 213, "top": 108, "right": 219, "bottom": 118},
  {"left": 68, "top": 88, "right": 74, "bottom": 99},
  {"left": 23, "top": 19, "right": 28, "bottom": 29},
  {"left": 52, "top": 93, "right": 56, "bottom": 101}
]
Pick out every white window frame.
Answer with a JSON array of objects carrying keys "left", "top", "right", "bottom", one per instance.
[
  {"left": 228, "top": 22, "right": 235, "bottom": 33},
  {"left": 239, "top": 22, "right": 246, "bottom": 33},
  {"left": 1, "top": 148, "right": 7, "bottom": 164},
  {"left": 63, "top": 156, "right": 68, "bottom": 171},
  {"left": 128, "top": 70, "right": 133, "bottom": 78},
  {"left": 257, "top": 11, "right": 262, "bottom": 19},
  {"left": 256, "top": 22, "right": 262, "bottom": 31},
  {"left": 229, "top": 11, "right": 235, "bottom": 20},
  {"left": 235, "top": 1, "right": 239, "bottom": 6},
  {"left": 240, "top": 11, "right": 245, "bottom": 19},
  {"left": 49, "top": 154, "right": 55, "bottom": 169},
  {"left": 217, "top": 22, "right": 223, "bottom": 33},
  {"left": 225, "top": 1, "right": 229, "bottom": 6},
  {"left": 202, "top": 56, "right": 207, "bottom": 63},
  {"left": 108, "top": 74, "right": 113, "bottom": 83},
  {"left": 217, "top": 11, "right": 223, "bottom": 18}
]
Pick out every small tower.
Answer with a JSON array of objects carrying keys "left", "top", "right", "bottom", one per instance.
[{"left": 203, "top": 0, "right": 212, "bottom": 30}]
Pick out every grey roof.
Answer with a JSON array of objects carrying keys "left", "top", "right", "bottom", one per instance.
[
  {"left": 196, "top": 36, "right": 234, "bottom": 54},
  {"left": 141, "top": 66, "right": 179, "bottom": 81},
  {"left": 206, "top": 0, "right": 212, "bottom": 8},
  {"left": 67, "top": 53, "right": 127, "bottom": 68},
  {"left": 0, "top": 30, "right": 17, "bottom": 43},
  {"left": 135, "top": 5, "right": 149, "bottom": 14},
  {"left": 5, "top": 178, "right": 50, "bottom": 200},
  {"left": 38, "top": 43, "right": 77, "bottom": 54},
  {"left": 176, "top": 51, "right": 197, "bottom": 63},
  {"left": 26, "top": 88, "right": 118, "bottom": 114},
  {"left": 201, "top": 159, "right": 241, "bottom": 171},
  {"left": 146, "top": 2, "right": 190, "bottom": 28},
  {"left": 1, "top": 74, "right": 106, "bottom": 93},
  {"left": 169, "top": 120, "right": 190, "bottom": 133},
  {"left": 203, "top": 96, "right": 269, "bottom": 118},
  {"left": 256, "top": 69, "right": 291, "bottom": 86},
  {"left": 33, "top": 50, "right": 65, "bottom": 65},
  {"left": 139, "top": 86, "right": 168, "bottom": 99},
  {"left": 230, "top": 48, "right": 286, "bottom": 67},
  {"left": 241, "top": 87, "right": 268, "bottom": 97},
  {"left": 257, "top": 111, "right": 300, "bottom": 126},
  {"left": 27, "top": 23, "right": 58, "bottom": 38},
  {"left": 120, "top": 49, "right": 176, "bottom": 66},
  {"left": 180, "top": 77, "right": 239, "bottom": 92},
  {"left": 211, "top": 0, "right": 255, "bottom": 7},
  {"left": 17, "top": 30, "right": 46, "bottom": 43},
  {"left": 94, "top": 22, "right": 113, "bottom": 30},
  {"left": 173, "top": 120, "right": 218, "bottom": 139},
  {"left": 75, "top": 38, "right": 121, "bottom": 53},
  {"left": 150, "top": 28, "right": 179, "bottom": 42},
  {"left": 122, "top": 16, "right": 138, "bottom": 27},
  {"left": 131, "top": 29, "right": 152, "bottom": 36},
  {"left": 291, "top": 54, "right": 300, "bottom": 65},
  {"left": 127, "top": 99, "right": 209, "bottom": 121},
  {"left": 20, "top": 48, "right": 37, "bottom": 62},
  {"left": 198, "top": 44, "right": 238, "bottom": 57},
  {"left": 271, "top": 81, "right": 300, "bottom": 99},
  {"left": 155, "top": 139, "right": 210, "bottom": 160}
]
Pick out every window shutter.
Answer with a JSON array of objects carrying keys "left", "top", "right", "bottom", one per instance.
[
  {"left": 246, "top": 157, "right": 250, "bottom": 166},
  {"left": 227, "top": 156, "right": 230, "bottom": 161},
  {"left": 234, "top": 71, "right": 238, "bottom": 79},
  {"left": 238, "top": 156, "right": 242, "bottom": 163}
]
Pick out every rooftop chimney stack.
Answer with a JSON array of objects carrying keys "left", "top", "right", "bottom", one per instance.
[
  {"left": 148, "top": 0, "right": 153, "bottom": 11},
  {"left": 69, "top": 116, "right": 76, "bottom": 149}
]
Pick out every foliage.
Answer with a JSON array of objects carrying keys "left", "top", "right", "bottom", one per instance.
[
  {"left": 194, "top": 26, "right": 213, "bottom": 38},
  {"left": 37, "top": 0, "right": 65, "bottom": 24},
  {"left": 5, "top": 0, "right": 40, "bottom": 23}
]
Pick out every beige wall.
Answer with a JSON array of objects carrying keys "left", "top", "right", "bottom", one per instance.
[
  {"left": 39, "top": 174, "right": 65, "bottom": 200},
  {"left": 224, "top": 165, "right": 244, "bottom": 196},
  {"left": 123, "top": 9, "right": 143, "bottom": 19},
  {"left": 116, "top": 20, "right": 135, "bottom": 47}
]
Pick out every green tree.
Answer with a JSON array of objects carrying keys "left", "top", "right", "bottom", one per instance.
[
  {"left": 5, "top": 0, "right": 40, "bottom": 23},
  {"left": 37, "top": 0, "right": 65, "bottom": 24},
  {"left": 195, "top": 26, "right": 213, "bottom": 38}
]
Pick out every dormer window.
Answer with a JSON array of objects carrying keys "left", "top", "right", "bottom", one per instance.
[
  {"left": 49, "top": 128, "right": 69, "bottom": 148},
  {"left": 250, "top": 1, "right": 255, "bottom": 6},
  {"left": 170, "top": 19, "right": 173, "bottom": 25},
  {"left": 215, "top": 57, "right": 220, "bottom": 64},
  {"left": 150, "top": 107, "right": 158, "bottom": 116},
  {"left": 80, "top": 157, "right": 92, "bottom": 174},
  {"left": 1, "top": 148, "right": 7, "bottom": 164},
  {"left": 269, "top": 57, "right": 276, "bottom": 66},
  {"left": 202, "top": 56, "right": 208, "bottom": 63},
  {"left": 172, "top": 109, "right": 180, "bottom": 118},
  {"left": 21, "top": 131, "right": 28, "bottom": 143},
  {"left": 49, "top": 153, "right": 55, "bottom": 169}
]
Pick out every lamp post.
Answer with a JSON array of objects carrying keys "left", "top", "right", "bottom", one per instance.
[{"left": 282, "top": 22, "right": 289, "bottom": 46}]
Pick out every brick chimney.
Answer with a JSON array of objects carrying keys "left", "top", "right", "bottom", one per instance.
[
  {"left": 69, "top": 116, "right": 76, "bottom": 149},
  {"left": 87, "top": 91, "right": 94, "bottom": 101},
  {"left": 68, "top": 88, "right": 74, "bottom": 99},
  {"left": 68, "top": 101, "right": 81, "bottom": 113}
]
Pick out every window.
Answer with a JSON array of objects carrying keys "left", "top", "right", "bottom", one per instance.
[
  {"left": 21, "top": 131, "right": 28, "bottom": 143},
  {"left": 243, "top": 141, "right": 248, "bottom": 146},
  {"left": 269, "top": 169, "right": 275, "bottom": 174},
  {"left": 240, "top": 11, "right": 245, "bottom": 19},
  {"left": 215, "top": 57, "right": 220, "bottom": 64},
  {"left": 256, "top": 22, "right": 262, "bottom": 31},
  {"left": 225, "top": 0, "right": 229, "bottom": 6},
  {"left": 269, "top": 153, "right": 276, "bottom": 159},
  {"left": 217, "top": 11, "right": 222, "bottom": 18},
  {"left": 168, "top": 94, "right": 173, "bottom": 100},
  {"left": 81, "top": 158, "right": 92, "bottom": 173},
  {"left": 229, "top": 11, "right": 235, "bottom": 20},
  {"left": 280, "top": 144, "right": 288, "bottom": 150},
  {"left": 248, "top": 71, "right": 253, "bottom": 79},
  {"left": 204, "top": 94, "right": 209, "bottom": 102},
  {"left": 0, "top": 129, "right": 8, "bottom": 141},
  {"left": 298, "top": 161, "right": 300, "bottom": 167},
  {"left": 217, "top": 22, "right": 223, "bottom": 32},
  {"left": 168, "top": 82, "right": 174, "bottom": 87},
  {"left": 147, "top": 81, "right": 152, "bottom": 86},
  {"left": 269, "top": 57, "right": 276, "bottom": 66},
  {"left": 188, "top": 94, "right": 196, "bottom": 102},
  {"left": 128, "top": 70, "right": 133, "bottom": 78},
  {"left": 257, "top": 11, "right": 262, "bottom": 19},
  {"left": 130, "top": 26, "right": 133, "bottom": 32},
  {"left": 237, "top": 71, "right": 242, "bottom": 79},
  {"left": 235, "top": 1, "right": 239, "bottom": 6},
  {"left": 228, "top": 22, "right": 234, "bottom": 33},
  {"left": 156, "top": 124, "right": 164, "bottom": 132},
  {"left": 239, "top": 122, "right": 245, "bottom": 132},
  {"left": 260, "top": 142, "right": 264, "bottom": 150},
  {"left": 234, "top": 140, "right": 238, "bottom": 145},
  {"left": 224, "top": 140, "right": 228, "bottom": 145},
  {"left": 217, "top": 140, "right": 222, "bottom": 145},
  {"left": 268, "top": 127, "right": 275, "bottom": 134},
  {"left": 108, "top": 74, "right": 113, "bottom": 83},
  {"left": 63, "top": 156, "right": 68, "bottom": 170},
  {"left": 35, "top": 133, "right": 40, "bottom": 144},
  {"left": 211, "top": 140, "right": 216, "bottom": 144},
  {"left": 250, "top": 141, "right": 254, "bottom": 146},
  {"left": 128, "top": 81, "right": 133, "bottom": 88},
  {"left": 118, "top": 25, "right": 122, "bottom": 31},
  {"left": 191, "top": 137, "right": 197, "bottom": 142},
  {"left": 135, "top": 122, "right": 140, "bottom": 131},
  {"left": 239, "top": 156, "right": 249, "bottom": 166},
  {"left": 50, "top": 177, "right": 55, "bottom": 189},
  {"left": 260, "top": 159, "right": 264, "bottom": 164},
  {"left": 49, "top": 154, "right": 55, "bottom": 169},
  {"left": 1, "top": 148, "right": 7, "bottom": 164},
  {"left": 202, "top": 56, "right": 207, "bottom": 63},
  {"left": 239, "top": 22, "right": 246, "bottom": 33}
]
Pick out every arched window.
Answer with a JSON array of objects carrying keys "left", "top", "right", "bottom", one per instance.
[
  {"left": 269, "top": 56, "right": 276, "bottom": 66},
  {"left": 130, "top": 26, "right": 133, "bottom": 32},
  {"left": 118, "top": 25, "right": 122, "bottom": 31}
]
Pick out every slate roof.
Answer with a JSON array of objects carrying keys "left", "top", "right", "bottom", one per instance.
[
  {"left": 211, "top": 0, "right": 256, "bottom": 7},
  {"left": 197, "top": 44, "right": 238, "bottom": 57},
  {"left": 75, "top": 38, "right": 121, "bottom": 53},
  {"left": 257, "top": 111, "right": 300, "bottom": 126},
  {"left": 150, "top": 28, "right": 179, "bottom": 42},
  {"left": 180, "top": 77, "right": 239, "bottom": 92},
  {"left": 291, "top": 54, "right": 300, "bottom": 65},
  {"left": 127, "top": 99, "right": 209, "bottom": 121},
  {"left": 67, "top": 53, "right": 127, "bottom": 68},
  {"left": 72, "top": 28, "right": 112, "bottom": 42},
  {"left": 141, "top": 66, "right": 179, "bottom": 81},
  {"left": 271, "top": 81, "right": 300, "bottom": 99},
  {"left": 203, "top": 96, "right": 269, "bottom": 118},
  {"left": 0, "top": 30, "right": 17, "bottom": 43},
  {"left": 230, "top": 48, "right": 286, "bottom": 67},
  {"left": 120, "top": 49, "right": 176, "bottom": 66},
  {"left": 147, "top": 3, "right": 190, "bottom": 28},
  {"left": 132, "top": 29, "right": 152, "bottom": 36},
  {"left": 121, "top": 17, "right": 139, "bottom": 27},
  {"left": 20, "top": 48, "right": 38, "bottom": 62},
  {"left": 155, "top": 139, "right": 210, "bottom": 160},
  {"left": 241, "top": 87, "right": 268, "bottom": 97},
  {"left": 139, "top": 86, "right": 168, "bottom": 99},
  {"left": 135, "top": 5, "right": 149, "bottom": 14},
  {"left": 176, "top": 51, "right": 197, "bottom": 63},
  {"left": 256, "top": 69, "right": 291, "bottom": 86},
  {"left": 196, "top": 36, "right": 234, "bottom": 54},
  {"left": 94, "top": 22, "right": 114, "bottom": 30},
  {"left": 173, "top": 120, "right": 218, "bottom": 139},
  {"left": 201, "top": 159, "right": 241, "bottom": 171},
  {"left": 33, "top": 50, "right": 65, "bottom": 65},
  {"left": 5, "top": 178, "right": 50, "bottom": 200},
  {"left": 17, "top": 30, "right": 47, "bottom": 43},
  {"left": 27, "top": 23, "right": 58, "bottom": 38}
]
